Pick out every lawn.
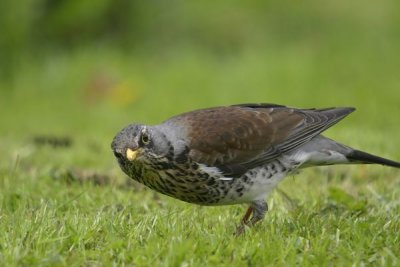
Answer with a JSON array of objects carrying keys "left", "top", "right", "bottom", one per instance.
[{"left": 1, "top": 1, "right": 400, "bottom": 266}]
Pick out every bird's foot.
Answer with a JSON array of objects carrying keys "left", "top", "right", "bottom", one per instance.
[{"left": 235, "top": 200, "right": 268, "bottom": 236}]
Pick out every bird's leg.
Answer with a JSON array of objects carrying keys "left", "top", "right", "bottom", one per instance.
[
  {"left": 241, "top": 206, "right": 253, "bottom": 224},
  {"left": 248, "top": 199, "right": 268, "bottom": 226},
  {"left": 235, "top": 200, "right": 268, "bottom": 235}
]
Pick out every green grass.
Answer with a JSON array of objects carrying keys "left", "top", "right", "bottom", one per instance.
[
  {"left": 1, "top": 1, "right": 400, "bottom": 266},
  {"left": 1, "top": 147, "right": 399, "bottom": 266}
]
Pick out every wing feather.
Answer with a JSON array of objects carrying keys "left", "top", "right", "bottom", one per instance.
[{"left": 164, "top": 104, "right": 355, "bottom": 177}]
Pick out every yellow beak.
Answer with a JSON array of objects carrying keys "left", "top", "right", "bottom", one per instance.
[{"left": 126, "top": 148, "right": 139, "bottom": 161}]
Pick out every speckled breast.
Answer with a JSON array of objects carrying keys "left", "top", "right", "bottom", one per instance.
[
  {"left": 120, "top": 157, "right": 235, "bottom": 205},
  {"left": 120, "top": 156, "right": 299, "bottom": 206}
]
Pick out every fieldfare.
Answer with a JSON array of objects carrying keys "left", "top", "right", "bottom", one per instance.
[{"left": 111, "top": 104, "right": 400, "bottom": 233}]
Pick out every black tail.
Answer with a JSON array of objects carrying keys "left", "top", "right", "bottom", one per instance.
[{"left": 347, "top": 150, "right": 400, "bottom": 168}]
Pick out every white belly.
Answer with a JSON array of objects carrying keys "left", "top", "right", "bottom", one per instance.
[{"left": 219, "top": 161, "right": 295, "bottom": 205}]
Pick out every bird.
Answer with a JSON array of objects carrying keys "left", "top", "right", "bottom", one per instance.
[{"left": 111, "top": 103, "right": 400, "bottom": 234}]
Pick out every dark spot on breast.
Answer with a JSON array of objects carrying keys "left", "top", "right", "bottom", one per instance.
[
  {"left": 201, "top": 173, "right": 210, "bottom": 179},
  {"left": 236, "top": 187, "right": 244, "bottom": 193},
  {"left": 175, "top": 177, "right": 185, "bottom": 183},
  {"left": 157, "top": 161, "right": 172, "bottom": 170},
  {"left": 191, "top": 163, "right": 198, "bottom": 170},
  {"left": 176, "top": 171, "right": 186, "bottom": 177},
  {"left": 175, "top": 146, "right": 190, "bottom": 164},
  {"left": 207, "top": 179, "right": 216, "bottom": 186},
  {"left": 175, "top": 154, "right": 187, "bottom": 164},
  {"left": 164, "top": 179, "right": 175, "bottom": 187},
  {"left": 164, "top": 171, "right": 175, "bottom": 179}
]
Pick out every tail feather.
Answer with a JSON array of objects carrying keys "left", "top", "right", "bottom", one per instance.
[{"left": 347, "top": 150, "right": 400, "bottom": 168}]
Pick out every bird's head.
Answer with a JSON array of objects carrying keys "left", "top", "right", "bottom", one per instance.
[{"left": 111, "top": 124, "right": 172, "bottom": 167}]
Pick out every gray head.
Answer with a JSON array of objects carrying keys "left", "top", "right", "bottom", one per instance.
[{"left": 111, "top": 124, "right": 173, "bottom": 166}]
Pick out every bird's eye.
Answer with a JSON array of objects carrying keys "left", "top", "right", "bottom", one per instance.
[{"left": 141, "top": 132, "right": 150, "bottom": 144}]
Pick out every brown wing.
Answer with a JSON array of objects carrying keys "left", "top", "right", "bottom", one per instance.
[{"left": 165, "top": 104, "right": 355, "bottom": 177}]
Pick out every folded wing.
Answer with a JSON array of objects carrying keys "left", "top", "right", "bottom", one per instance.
[{"left": 165, "top": 104, "right": 355, "bottom": 177}]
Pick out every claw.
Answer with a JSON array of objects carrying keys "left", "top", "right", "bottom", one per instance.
[
  {"left": 235, "top": 207, "right": 253, "bottom": 236},
  {"left": 234, "top": 200, "right": 268, "bottom": 236}
]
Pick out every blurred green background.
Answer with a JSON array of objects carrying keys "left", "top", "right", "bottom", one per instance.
[
  {"left": 1, "top": 0, "right": 400, "bottom": 171},
  {"left": 1, "top": 0, "right": 399, "bottom": 171},
  {"left": 1, "top": 1, "right": 400, "bottom": 265}
]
